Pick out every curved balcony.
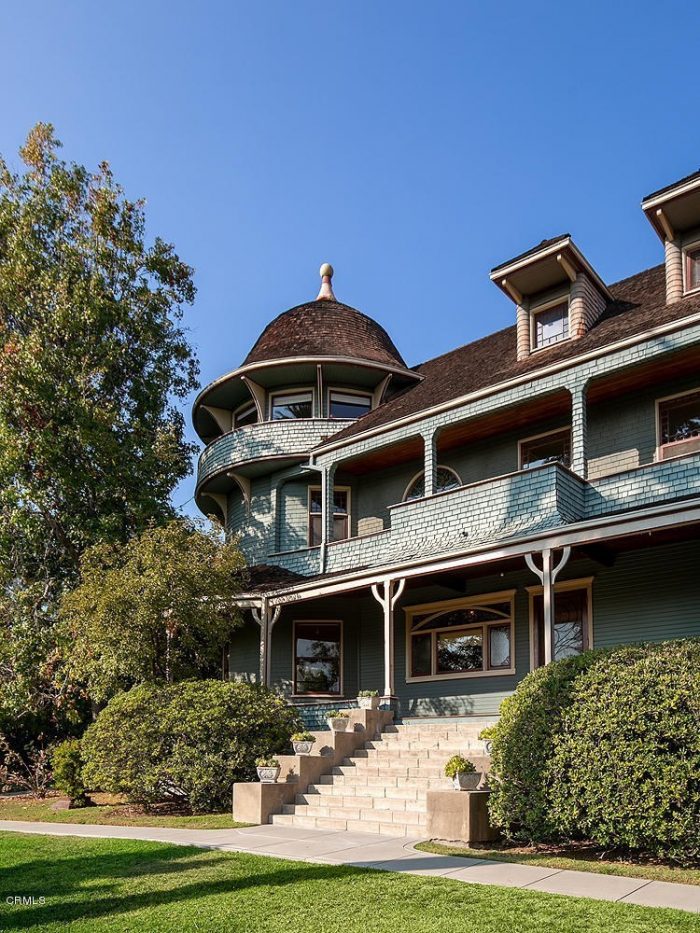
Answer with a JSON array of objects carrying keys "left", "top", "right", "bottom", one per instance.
[{"left": 196, "top": 418, "right": 355, "bottom": 492}]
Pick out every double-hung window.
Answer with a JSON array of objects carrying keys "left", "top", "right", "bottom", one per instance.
[
  {"left": 685, "top": 245, "right": 700, "bottom": 294},
  {"left": 532, "top": 300, "right": 569, "bottom": 350},
  {"left": 406, "top": 593, "right": 515, "bottom": 681},
  {"left": 294, "top": 621, "right": 342, "bottom": 695},
  {"left": 308, "top": 487, "right": 350, "bottom": 546}
]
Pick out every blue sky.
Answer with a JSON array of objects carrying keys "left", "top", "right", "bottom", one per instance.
[{"left": 2, "top": 1, "right": 699, "bottom": 515}]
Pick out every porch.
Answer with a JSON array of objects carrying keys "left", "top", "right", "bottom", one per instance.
[{"left": 232, "top": 525, "right": 700, "bottom": 720}]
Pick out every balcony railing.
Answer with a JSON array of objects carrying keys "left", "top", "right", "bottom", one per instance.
[
  {"left": 268, "top": 453, "right": 700, "bottom": 577},
  {"left": 197, "top": 419, "right": 354, "bottom": 489}
]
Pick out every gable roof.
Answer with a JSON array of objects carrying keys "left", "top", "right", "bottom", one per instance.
[{"left": 324, "top": 264, "right": 700, "bottom": 446}]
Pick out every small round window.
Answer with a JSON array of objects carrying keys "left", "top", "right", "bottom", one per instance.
[{"left": 403, "top": 466, "right": 461, "bottom": 502}]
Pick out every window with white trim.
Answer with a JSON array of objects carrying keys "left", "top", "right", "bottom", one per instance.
[
  {"left": 308, "top": 487, "right": 350, "bottom": 546},
  {"left": 270, "top": 391, "right": 313, "bottom": 420},
  {"left": 520, "top": 428, "right": 571, "bottom": 470},
  {"left": 329, "top": 391, "right": 371, "bottom": 420},
  {"left": 406, "top": 594, "right": 515, "bottom": 681},
  {"left": 403, "top": 466, "right": 461, "bottom": 502},
  {"left": 532, "top": 300, "right": 569, "bottom": 349}
]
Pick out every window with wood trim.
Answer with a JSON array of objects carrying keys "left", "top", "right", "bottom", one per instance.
[
  {"left": 308, "top": 487, "right": 350, "bottom": 547},
  {"left": 270, "top": 391, "right": 313, "bottom": 420},
  {"left": 658, "top": 389, "right": 700, "bottom": 456},
  {"left": 294, "top": 621, "right": 342, "bottom": 695},
  {"left": 530, "top": 584, "right": 591, "bottom": 668},
  {"left": 532, "top": 300, "right": 569, "bottom": 349},
  {"left": 685, "top": 246, "right": 700, "bottom": 294},
  {"left": 406, "top": 593, "right": 515, "bottom": 681},
  {"left": 520, "top": 428, "right": 571, "bottom": 470}
]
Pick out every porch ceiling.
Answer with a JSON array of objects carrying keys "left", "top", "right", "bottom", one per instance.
[{"left": 587, "top": 344, "right": 700, "bottom": 404}]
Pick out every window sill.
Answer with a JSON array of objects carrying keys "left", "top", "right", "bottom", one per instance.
[{"left": 406, "top": 668, "right": 515, "bottom": 684}]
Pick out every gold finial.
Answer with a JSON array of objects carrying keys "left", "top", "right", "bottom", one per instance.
[{"left": 316, "top": 262, "right": 336, "bottom": 301}]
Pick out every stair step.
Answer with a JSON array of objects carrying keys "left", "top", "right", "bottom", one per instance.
[{"left": 270, "top": 813, "right": 418, "bottom": 836}]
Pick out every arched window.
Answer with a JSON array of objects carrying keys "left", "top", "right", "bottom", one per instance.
[{"left": 403, "top": 466, "right": 461, "bottom": 502}]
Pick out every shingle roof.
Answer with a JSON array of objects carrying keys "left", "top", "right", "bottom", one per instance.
[
  {"left": 325, "top": 264, "right": 700, "bottom": 445},
  {"left": 490, "top": 234, "right": 571, "bottom": 274},
  {"left": 243, "top": 299, "right": 409, "bottom": 370},
  {"left": 241, "top": 564, "right": 308, "bottom": 594},
  {"left": 643, "top": 169, "right": 700, "bottom": 202}
]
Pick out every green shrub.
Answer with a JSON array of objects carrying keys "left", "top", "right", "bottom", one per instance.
[
  {"left": 549, "top": 639, "right": 700, "bottom": 862},
  {"left": 444, "top": 755, "right": 475, "bottom": 778},
  {"left": 291, "top": 732, "right": 315, "bottom": 742},
  {"left": 255, "top": 757, "right": 280, "bottom": 768},
  {"left": 483, "top": 649, "right": 604, "bottom": 842},
  {"left": 51, "top": 739, "right": 88, "bottom": 805},
  {"left": 82, "top": 680, "right": 300, "bottom": 812},
  {"left": 357, "top": 690, "right": 379, "bottom": 698}
]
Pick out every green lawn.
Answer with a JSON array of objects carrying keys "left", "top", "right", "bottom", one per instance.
[
  {"left": 0, "top": 832, "right": 697, "bottom": 932},
  {"left": 0, "top": 794, "right": 244, "bottom": 830},
  {"left": 417, "top": 840, "right": 700, "bottom": 887}
]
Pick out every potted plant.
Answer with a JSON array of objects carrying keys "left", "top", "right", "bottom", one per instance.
[
  {"left": 326, "top": 710, "right": 350, "bottom": 732},
  {"left": 444, "top": 755, "right": 481, "bottom": 791},
  {"left": 357, "top": 690, "right": 380, "bottom": 710},
  {"left": 291, "top": 732, "right": 315, "bottom": 755},
  {"left": 255, "top": 756, "right": 281, "bottom": 784}
]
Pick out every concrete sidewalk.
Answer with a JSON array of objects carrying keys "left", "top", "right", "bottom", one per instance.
[{"left": 1, "top": 820, "right": 699, "bottom": 914}]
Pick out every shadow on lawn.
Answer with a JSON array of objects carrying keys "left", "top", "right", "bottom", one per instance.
[{"left": 0, "top": 845, "right": 367, "bottom": 931}]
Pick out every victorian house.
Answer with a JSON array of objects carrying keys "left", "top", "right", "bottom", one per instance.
[{"left": 193, "top": 169, "right": 700, "bottom": 732}]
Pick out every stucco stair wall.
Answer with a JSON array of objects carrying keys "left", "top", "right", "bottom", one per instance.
[{"left": 270, "top": 720, "right": 494, "bottom": 837}]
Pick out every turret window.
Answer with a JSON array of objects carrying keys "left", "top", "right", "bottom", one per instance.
[
  {"left": 329, "top": 391, "right": 371, "bottom": 419},
  {"left": 532, "top": 299, "right": 569, "bottom": 350},
  {"left": 234, "top": 403, "right": 258, "bottom": 428},
  {"left": 271, "top": 391, "right": 313, "bottom": 420}
]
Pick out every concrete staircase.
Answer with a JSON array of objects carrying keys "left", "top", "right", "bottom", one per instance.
[{"left": 270, "top": 719, "right": 493, "bottom": 837}]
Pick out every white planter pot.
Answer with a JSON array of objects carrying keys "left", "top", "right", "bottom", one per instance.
[
  {"left": 358, "top": 696, "right": 380, "bottom": 710},
  {"left": 292, "top": 740, "right": 314, "bottom": 755},
  {"left": 256, "top": 766, "right": 281, "bottom": 784},
  {"left": 453, "top": 771, "right": 481, "bottom": 791},
  {"left": 328, "top": 717, "right": 350, "bottom": 732}
]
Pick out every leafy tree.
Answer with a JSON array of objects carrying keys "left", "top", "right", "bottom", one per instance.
[
  {"left": 0, "top": 124, "right": 199, "bottom": 721},
  {"left": 61, "top": 520, "right": 246, "bottom": 701}
]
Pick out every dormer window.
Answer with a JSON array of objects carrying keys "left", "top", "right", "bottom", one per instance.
[
  {"left": 532, "top": 299, "right": 569, "bottom": 350},
  {"left": 684, "top": 243, "right": 700, "bottom": 294}
]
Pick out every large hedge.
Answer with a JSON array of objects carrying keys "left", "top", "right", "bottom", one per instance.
[
  {"left": 550, "top": 640, "right": 700, "bottom": 862},
  {"left": 483, "top": 650, "right": 604, "bottom": 842},
  {"left": 82, "top": 680, "right": 300, "bottom": 812},
  {"left": 485, "top": 638, "right": 700, "bottom": 861}
]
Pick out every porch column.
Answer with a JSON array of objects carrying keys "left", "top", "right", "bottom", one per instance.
[
  {"left": 525, "top": 547, "right": 571, "bottom": 664},
  {"left": 569, "top": 381, "right": 588, "bottom": 478},
  {"left": 371, "top": 577, "right": 406, "bottom": 702},
  {"left": 251, "top": 599, "right": 281, "bottom": 687},
  {"left": 320, "top": 463, "right": 336, "bottom": 573},
  {"left": 423, "top": 429, "right": 437, "bottom": 496}
]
